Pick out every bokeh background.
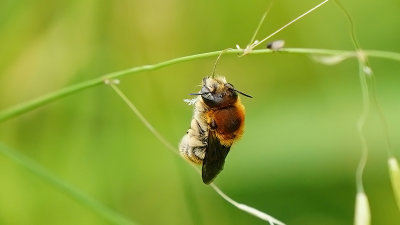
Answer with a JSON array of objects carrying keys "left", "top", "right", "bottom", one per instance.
[{"left": 1, "top": 0, "right": 400, "bottom": 224}]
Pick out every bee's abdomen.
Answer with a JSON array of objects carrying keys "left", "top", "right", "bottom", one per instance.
[{"left": 179, "top": 118, "right": 207, "bottom": 164}]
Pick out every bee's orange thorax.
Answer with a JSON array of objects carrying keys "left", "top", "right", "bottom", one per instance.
[{"left": 206, "top": 99, "right": 245, "bottom": 146}]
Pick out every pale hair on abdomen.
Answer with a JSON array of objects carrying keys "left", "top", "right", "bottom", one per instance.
[{"left": 179, "top": 98, "right": 209, "bottom": 164}]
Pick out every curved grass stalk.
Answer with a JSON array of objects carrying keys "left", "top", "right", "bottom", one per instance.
[
  {"left": 334, "top": 1, "right": 372, "bottom": 224},
  {"left": 332, "top": 0, "right": 398, "bottom": 222},
  {"left": 0, "top": 143, "right": 137, "bottom": 225},
  {"left": 355, "top": 56, "right": 370, "bottom": 191},
  {"left": 209, "top": 183, "right": 284, "bottom": 225},
  {"left": 354, "top": 53, "right": 371, "bottom": 225},
  {"left": 108, "top": 82, "right": 285, "bottom": 225},
  {"left": 1, "top": 48, "right": 400, "bottom": 123}
]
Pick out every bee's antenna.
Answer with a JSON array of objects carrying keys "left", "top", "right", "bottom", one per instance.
[
  {"left": 189, "top": 92, "right": 210, "bottom": 96},
  {"left": 234, "top": 89, "right": 253, "bottom": 98},
  {"left": 211, "top": 48, "right": 232, "bottom": 78}
]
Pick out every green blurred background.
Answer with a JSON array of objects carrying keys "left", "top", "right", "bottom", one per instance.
[{"left": 1, "top": 0, "right": 400, "bottom": 224}]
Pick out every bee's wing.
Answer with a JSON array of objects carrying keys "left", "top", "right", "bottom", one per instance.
[{"left": 202, "top": 130, "right": 230, "bottom": 184}]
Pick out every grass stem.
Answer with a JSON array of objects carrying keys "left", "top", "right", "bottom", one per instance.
[
  {"left": 108, "top": 82, "right": 285, "bottom": 225},
  {"left": 1, "top": 48, "right": 400, "bottom": 123},
  {"left": 0, "top": 143, "right": 137, "bottom": 225}
]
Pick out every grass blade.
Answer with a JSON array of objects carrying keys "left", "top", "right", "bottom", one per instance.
[
  {"left": 0, "top": 142, "right": 137, "bottom": 225},
  {"left": 1, "top": 48, "right": 400, "bottom": 123}
]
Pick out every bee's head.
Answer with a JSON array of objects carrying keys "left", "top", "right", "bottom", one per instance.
[{"left": 191, "top": 76, "right": 252, "bottom": 108}]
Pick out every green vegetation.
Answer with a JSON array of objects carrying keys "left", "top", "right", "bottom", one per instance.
[{"left": 1, "top": 0, "right": 400, "bottom": 224}]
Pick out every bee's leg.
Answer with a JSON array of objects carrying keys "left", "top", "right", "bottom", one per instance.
[
  {"left": 179, "top": 133, "right": 206, "bottom": 164},
  {"left": 191, "top": 146, "right": 206, "bottom": 164},
  {"left": 179, "top": 118, "right": 207, "bottom": 164},
  {"left": 179, "top": 134, "right": 197, "bottom": 163}
]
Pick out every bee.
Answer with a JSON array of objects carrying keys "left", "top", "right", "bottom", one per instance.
[{"left": 179, "top": 76, "right": 252, "bottom": 184}]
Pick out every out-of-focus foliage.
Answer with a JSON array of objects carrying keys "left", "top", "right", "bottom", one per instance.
[{"left": 0, "top": 0, "right": 400, "bottom": 224}]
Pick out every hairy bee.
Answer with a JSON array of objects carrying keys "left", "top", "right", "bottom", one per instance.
[{"left": 179, "top": 76, "right": 252, "bottom": 184}]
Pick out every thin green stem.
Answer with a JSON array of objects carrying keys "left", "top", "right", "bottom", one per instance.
[
  {"left": 333, "top": 0, "right": 370, "bottom": 195},
  {"left": 249, "top": 1, "right": 273, "bottom": 45},
  {"left": 107, "top": 83, "right": 285, "bottom": 225},
  {"left": 211, "top": 48, "right": 233, "bottom": 78},
  {"left": 333, "top": 0, "right": 371, "bottom": 202},
  {"left": 334, "top": 0, "right": 394, "bottom": 189},
  {"left": 0, "top": 143, "right": 136, "bottom": 225},
  {"left": 1, "top": 48, "right": 400, "bottom": 123},
  {"left": 333, "top": 0, "right": 360, "bottom": 49},
  {"left": 250, "top": 0, "right": 330, "bottom": 50},
  {"left": 108, "top": 81, "right": 177, "bottom": 154},
  {"left": 355, "top": 61, "right": 370, "bottom": 193}
]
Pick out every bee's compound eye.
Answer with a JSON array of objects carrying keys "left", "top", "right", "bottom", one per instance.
[{"left": 226, "top": 83, "right": 235, "bottom": 89}]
